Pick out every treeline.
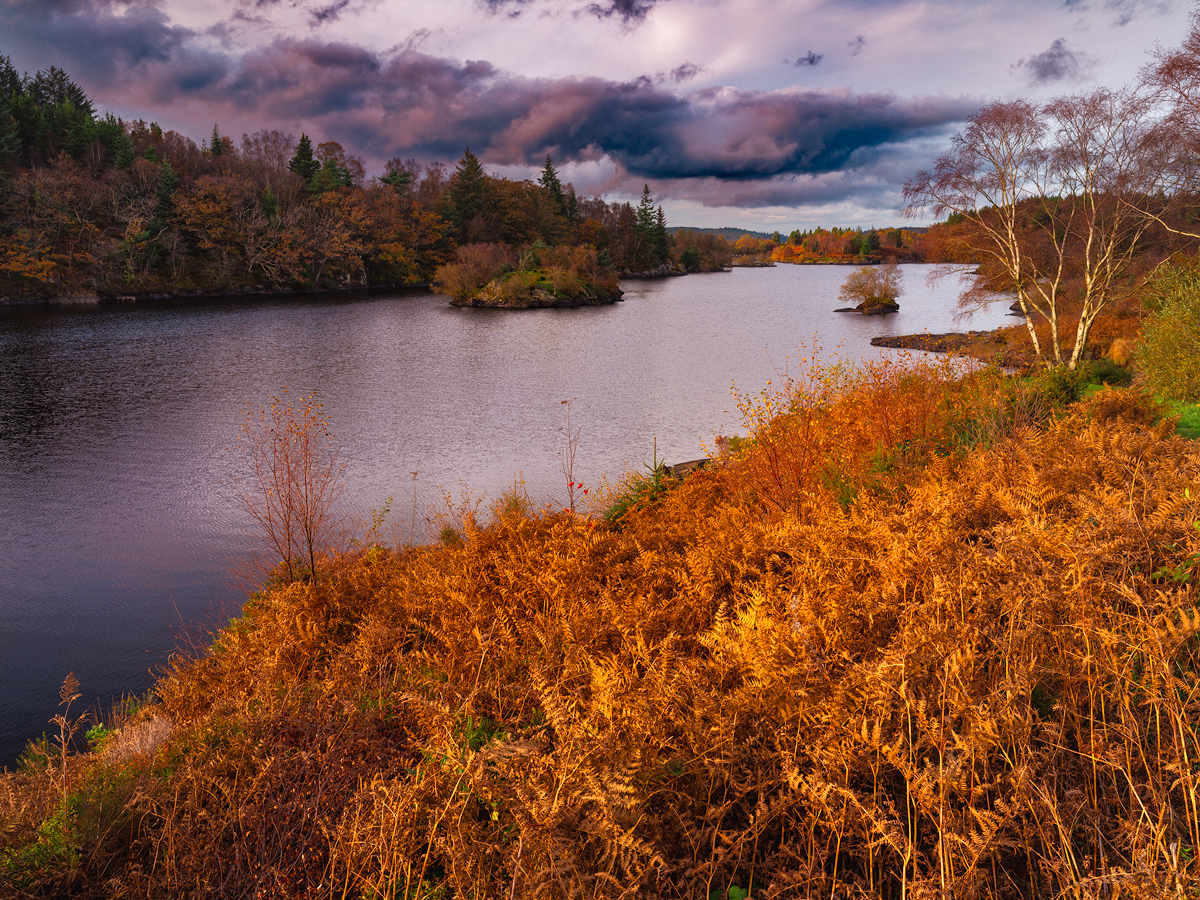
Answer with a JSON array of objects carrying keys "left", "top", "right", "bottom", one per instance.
[
  {"left": 0, "top": 56, "right": 727, "bottom": 302},
  {"left": 759, "top": 226, "right": 929, "bottom": 264}
]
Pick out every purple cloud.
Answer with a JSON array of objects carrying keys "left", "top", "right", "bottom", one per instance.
[
  {"left": 791, "top": 51, "right": 824, "bottom": 67},
  {"left": 0, "top": 0, "right": 976, "bottom": 211},
  {"left": 1012, "top": 38, "right": 1096, "bottom": 84}
]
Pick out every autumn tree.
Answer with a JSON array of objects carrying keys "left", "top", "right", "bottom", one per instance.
[
  {"left": 1139, "top": 9, "right": 1200, "bottom": 234},
  {"left": 904, "top": 91, "right": 1162, "bottom": 369},
  {"left": 838, "top": 261, "right": 904, "bottom": 312},
  {"left": 240, "top": 129, "right": 294, "bottom": 184}
]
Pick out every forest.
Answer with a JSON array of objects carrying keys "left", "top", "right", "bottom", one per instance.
[{"left": 0, "top": 58, "right": 733, "bottom": 303}]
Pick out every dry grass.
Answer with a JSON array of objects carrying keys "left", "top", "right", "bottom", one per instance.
[{"left": 5, "top": 363, "right": 1200, "bottom": 899}]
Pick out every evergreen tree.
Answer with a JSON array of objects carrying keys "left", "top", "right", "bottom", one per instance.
[
  {"left": 635, "top": 184, "right": 656, "bottom": 235},
  {"left": 0, "top": 100, "right": 20, "bottom": 162},
  {"left": 288, "top": 133, "right": 320, "bottom": 183},
  {"left": 0, "top": 54, "right": 22, "bottom": 102},
  {"left": 309, "top": 158, "right": 353, "bottom": 193},
  {"left": 96, "top": 113, "right": 134, "bottom": 168},
  {"left": 538, "top": 154, "right": 566, "bottom": 215},
  {"left": 151, "top": 161, "right": 179, "bottom": 234},
  {"left": 565, "top": 185, "right": 579, "bottom": 227},
  {"left": 208, "top": 123, "right": 224, "bottom": 157},
  {"left": 26, "top": 66, "right": 93, "bottom": 118},
  {"left": 445, "top": 147, "right": 487, "bottom": 239},
  {"left": 0, "top": 99, "right": 18, "bottom": 193},
  {"left": 381, "top": 169, "right": 412, "bottom": 192},
  {"left": 654, "top": 206, "right": 670, "bottom": 261}
]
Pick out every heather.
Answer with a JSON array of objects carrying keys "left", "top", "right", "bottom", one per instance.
[{"left": 3, "top": 357, "right": 1200, "bottom": 899}]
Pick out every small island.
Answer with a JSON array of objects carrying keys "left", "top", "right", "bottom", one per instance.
[
  {"left": 833, "top": 260, "right": 904, "bottom": 314},
  {"left": 449, "top": 268, "right": 623, "bottom": 308},
  {"left": 434, "top": 241, "right": 627, "bottom": 309}
]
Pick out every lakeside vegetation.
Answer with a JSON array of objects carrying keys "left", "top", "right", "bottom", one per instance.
[{"left": 2, "top": 341, "right": 1200, "bottom": 897}]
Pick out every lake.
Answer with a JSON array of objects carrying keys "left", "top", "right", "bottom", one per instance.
[{"left": 0, "top": 263, "right": 1013, "bottom": 766}]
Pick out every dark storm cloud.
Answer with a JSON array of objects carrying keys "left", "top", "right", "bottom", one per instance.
[
  {"left": 1012, "top": 38, "right": 1096, "bottom": 84},
  {"left": 135, "top": 39, "right": 971, "bottom": 186},
  {"left": 0, "top": 0, "right": 194, "bottom": 80},
  {"left": 791, "top": 51, "right": 824, "bottom": 67},
  {"left": 0, "top": 0, "right": 974, "bottom": 209}
]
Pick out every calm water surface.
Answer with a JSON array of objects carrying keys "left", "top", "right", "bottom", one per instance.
[{"left": 0, "top": 264, "right": 1012, "bottom": 765}]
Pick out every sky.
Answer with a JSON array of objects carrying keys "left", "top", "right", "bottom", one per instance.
[{"left": 0, "top": 0, "right": 1193, "bottom": 230}]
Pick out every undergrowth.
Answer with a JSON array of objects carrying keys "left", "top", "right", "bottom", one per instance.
[{"left": 4, "top": 358, "right": 1200, "bottom": 899}]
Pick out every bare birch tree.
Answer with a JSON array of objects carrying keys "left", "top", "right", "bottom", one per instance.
[{"left": 904, "top": 90, "right": 1162, "bottom": 369}]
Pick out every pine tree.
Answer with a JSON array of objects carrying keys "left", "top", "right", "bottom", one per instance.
[
  {"left": 96, "top": 113, "right": 133, "bottom": 168},
  {"left": 565, "top": 186, "right": 579, "bottom": 226},
  {"left": 0, "top": 54, "right": 22, "bottom": 102},
  {"left": 0, "top": 100, "right": 20, "bottom": 162},
  {"left": 151, "top": 161, "right": 179, "bottom": 234},
  {"left": 288, "top": 133, "right": 320, "bottom": 184},
  {"left": 653, "top": 205, "right": 670, "bottom": 261},
  {"left": 0, "top": 100, "right": 18, "bottom": 193},
  {"left": 445, "top": 147, "right": 487, "bottom": 239},
  {"left": 27, "top": 66, "right": 93, "bottom": 118},
  {"left": 209, "top": 123, "right": 224, "bottom": 157},
  {"left": 635, "top": 184, "right": 656, "bottom": 235},
  {"left": 538, "top": 155, "right": 566, "bottom": 215}
]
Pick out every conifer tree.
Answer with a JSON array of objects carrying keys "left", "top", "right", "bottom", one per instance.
[
  {"left": 0, "top": 55, "right": 19, "bottom": 96},
  {"left": 99, "top": 114, "right": 134, "bottom": 168},
  {"left": 654, "top": 205, "right": 670, "bottom": 261},
  {"left": 208, "top": 123, "right": 224, "bottom": 157},
  {"left": 0, "top": 100, "right": 19, "bottom": 163},
  {"left": 565, "top": 185, "right": 579, "bottom": 226},
  {"left": 538, "top": 154, "right": 566, "bottom": 215},
  {"left": 151, "top": 161, "right": 179, "bottom": 234},
  {"left": 635, "top": 184, "right": 656, "bottom": 235},
  {"left": 27, "top": 66, "right": 93, "bottom": 117},
  {"left": 445, "top": 147, "right": 487, "bottom": 240},
  {"left": 288, "top": 133, "right": 320, "bottom": 183}
]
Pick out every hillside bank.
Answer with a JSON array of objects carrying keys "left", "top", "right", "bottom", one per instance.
[{"left": 2, "top": 363, "right": 1199, "bottom": 899}]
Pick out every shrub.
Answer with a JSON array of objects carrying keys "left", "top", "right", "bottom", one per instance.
[
  {"left": 1138, "top": 260, "right": 1200, "bottom": 401},
  {"left": 1077, "top": 356, "right": 1133, "bottom": 386},
  {"left": 432, "top": 243, "right": 513, "bottom": 302}
]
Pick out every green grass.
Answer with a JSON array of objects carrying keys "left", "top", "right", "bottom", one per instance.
[
  {"left": 1080, "top": 383, "right": 1200, "bottom": 440},
  {"left": 1165, "top": 401, "right": 1200, "bottom": 440}
]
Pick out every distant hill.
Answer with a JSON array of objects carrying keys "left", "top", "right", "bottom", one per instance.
[
  {"left": 672, "top": 225, "right": 932, "bottom": 240},
  {"left": 671, "top": 226, "right": 775, "bottom": 241}
]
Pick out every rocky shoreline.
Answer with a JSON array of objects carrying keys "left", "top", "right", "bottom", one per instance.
[
  {"left": 870, "top": 329, "right": 1037, "bottom": 369},
  {"left": 450, "top": 285, "right": 624, "bottom": 309}
]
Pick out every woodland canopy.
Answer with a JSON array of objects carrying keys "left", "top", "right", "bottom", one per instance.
[{"left": 0, "top": 61, "right": 731, "bottom": 302}]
